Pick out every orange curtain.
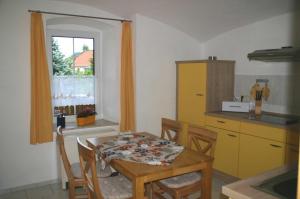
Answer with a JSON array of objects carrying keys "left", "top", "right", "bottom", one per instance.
[
  {"left": 30, "top": 12, "right": 53, "bottom": 144},
  {"left": 120, "top": 22, "right": 135, "bottom": 132}
]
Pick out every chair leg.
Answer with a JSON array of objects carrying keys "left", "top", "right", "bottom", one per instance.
[
  {"left": 68, "top": 182, "right": 75, "bottom": 199},
  {"left": 146, "top": 183, "right": 152, "bottom": 199},
  {"left": 174, "top": 193, "right": 181, "bottom": 199},
  {"left": 87, "top": 190, "right": 93, "bottom": 199},
  {"left": 151, "top": 183, "right": 166, "bottom": 199}
]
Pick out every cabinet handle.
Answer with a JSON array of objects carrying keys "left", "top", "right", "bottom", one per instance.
[
  {"left": 270, "top": 144, "right": 282, "bottom": 148},
  {"left": 217, "top": 120, "right": 225, "bottom": 124},
  {"left": 196, "top": 93, "right": 204, "bottom": 96},
  {"left": 227, "top": 134, "right": 237, "bottom": 137}
]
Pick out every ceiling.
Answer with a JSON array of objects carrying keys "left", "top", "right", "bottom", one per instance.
[{"left": 52, "top": 0, "right": 296, "bottom": 42}]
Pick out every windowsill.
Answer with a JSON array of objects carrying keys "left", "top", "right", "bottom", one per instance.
[{"left": 53, "top": 119, "right": 119, "bottom": 134}]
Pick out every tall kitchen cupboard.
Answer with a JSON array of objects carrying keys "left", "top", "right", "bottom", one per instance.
[{"left": 176, "top": 60, "right": 235, "bottom": 128}]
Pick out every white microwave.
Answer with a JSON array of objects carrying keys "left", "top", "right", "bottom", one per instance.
[{"left": 222, "top": 101, "right": 249, "bottom": 112}]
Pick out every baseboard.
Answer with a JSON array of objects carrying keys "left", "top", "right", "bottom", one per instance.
[{"left": 0, "top": 179, "right": 59, "bottom": 196}]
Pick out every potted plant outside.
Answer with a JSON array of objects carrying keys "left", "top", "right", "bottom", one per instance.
[{"left": 76, "top": 107, "right": 97, "bottom": 126}]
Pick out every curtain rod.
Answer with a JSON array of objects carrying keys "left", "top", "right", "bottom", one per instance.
[{"left": 28, "top": 9, "right": 131, "bottom": 22}]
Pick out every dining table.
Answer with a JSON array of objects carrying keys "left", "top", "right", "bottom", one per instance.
[{"left": 86, "top": 132, "right": 213, "bottom": 199}]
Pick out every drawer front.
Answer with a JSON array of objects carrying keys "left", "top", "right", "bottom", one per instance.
[
  {"left": 205, "top": 116, "right": 240, "bottom": 132},
  {"left": 240, "top": 122, "right": 286, "bottom": 142}
]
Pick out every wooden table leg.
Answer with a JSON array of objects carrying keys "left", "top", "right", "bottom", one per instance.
[
  {"left": 133, "top": 177, "right": 145, "bottom": 199},
  {"left": 201, "top": 162, "right": 213, "bottom": 199}
]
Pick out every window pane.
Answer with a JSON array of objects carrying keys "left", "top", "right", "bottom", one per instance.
[
  {"left": 52, "top": 37, "right": 74, "bottom": 75},
  {"left": 51, "top": 36, "right": 95, "bottom": 115},
  {"left": 74, "top": 38, "right": 94, "bottom": 75}
]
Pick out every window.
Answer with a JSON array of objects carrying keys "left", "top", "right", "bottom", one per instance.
[{"left": 51, "top": 36, "right": 96, "bottom": 116}]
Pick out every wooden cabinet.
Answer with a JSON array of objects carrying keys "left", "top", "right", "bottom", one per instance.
[
  {"left": 205, "top": 116, "right": 293, "bottom": 179},
  {"left": 238, "top": 134, "right": 285, "bottom": 179},
  {"left": 176, "top": 60, "right": 234, "bottom": 126},
  {"left": 206, "top": 126, "right": 239, "bottom": 176}
]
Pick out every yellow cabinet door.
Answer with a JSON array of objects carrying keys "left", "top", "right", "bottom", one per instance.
[
  {"left": 238, "top": 134, "right": 285, "bottom": 179},
  {"left": 206, "top": 126, "right": 239, "bottom": 177},
  {"left": 177, "top": 63, "right": 206, "bottom": 126}
]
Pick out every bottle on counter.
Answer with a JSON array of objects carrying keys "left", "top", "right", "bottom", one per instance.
[{"left": 57, "top": 113, "right": 65, "bottom": 128}]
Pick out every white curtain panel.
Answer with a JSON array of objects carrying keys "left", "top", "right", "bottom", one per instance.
[{"left": 52, "top": 76, "right": 95, "bottom": 106}]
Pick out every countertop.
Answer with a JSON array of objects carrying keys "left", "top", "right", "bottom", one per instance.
[
  {"left": 222, "top": 166, "right": 294, "bottom": 199},
  {"left": 206, "top": 111, "right": 300, "bottom": 129}
]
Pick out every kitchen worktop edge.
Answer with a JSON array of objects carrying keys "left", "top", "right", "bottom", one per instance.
[
  {"left": 206, "top": 111, "right": 300, "bottom": 130},
  {"left": 222, "top": 165, "right": 294, "bottom": 199}
]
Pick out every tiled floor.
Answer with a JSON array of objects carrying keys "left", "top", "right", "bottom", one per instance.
[{"left": 0, "top": 176, "right": 230, "bottom": 199}]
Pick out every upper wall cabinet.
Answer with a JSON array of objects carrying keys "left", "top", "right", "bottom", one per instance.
[{"left": 176, "top": 60, "right": 235, "bottom": 126}]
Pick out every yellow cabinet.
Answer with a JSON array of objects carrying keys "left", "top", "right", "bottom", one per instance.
[
  {"left": 176, "top": 60, "right": 235, "bottom": 126},
  {"left": 238, "top": 134, "right": 285, "bottom": 179},
  {"left": 206, "top": 115, "right": 297, "bottom": 179},
  {"left": 207, "top": 126, "right": 239, "bottom": 176},
  {"left": 177, "top": 62, "right": 207, "bottom": 126}
]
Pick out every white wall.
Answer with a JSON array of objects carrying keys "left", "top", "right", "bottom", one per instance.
[
  {"left": 203, "top": 12, "right": 299, "bottom": 75},
  {"left": 203, "top": 12, "right": 300, "bottom": 114},
  {"left": 0, "top": 0, "right": 122, "bottom": 190},
  {"left": 102, "top": 27, "right": 121, "bottom": 122},
  {"left": 134, "top": 14, "right": 203, "bottom": 136}
]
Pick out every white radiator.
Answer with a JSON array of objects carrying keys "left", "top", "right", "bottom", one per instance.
[{"left": 57, "top": 125, "right": 119, "bottom": 189}]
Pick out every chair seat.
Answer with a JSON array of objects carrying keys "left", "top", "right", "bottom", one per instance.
[
  {"left": 160, "top": 172, "right": 201, "bottom": 189},
  {"left": 99, "top": 175, "right": 132, "bottom": 199},
  {"left": 71, "top": 162, "right": 112, "bottom": 178}
]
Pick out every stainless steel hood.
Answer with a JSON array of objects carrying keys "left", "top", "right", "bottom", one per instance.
[{"left": 247, "top": 47, "right": 300, "bottom": 62}]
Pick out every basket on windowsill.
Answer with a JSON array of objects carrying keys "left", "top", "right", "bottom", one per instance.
[{"left": 76, "top": 108, "right": 96, "bottom": 126}]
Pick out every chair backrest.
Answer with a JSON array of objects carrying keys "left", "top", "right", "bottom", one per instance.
[
  {"left": 77, "top": 137, "right": 102, "bottom": 198},
  {"left": 56, "top": 126, "right": 75, "bottom": 181},
  {"left": 187, "top": 125, "right": 217, "bottom": 157},
  {"left": 161, "top": 118, "right": 182, "bottom": 143}
]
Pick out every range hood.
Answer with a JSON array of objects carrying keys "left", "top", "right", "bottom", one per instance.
[{"left": 248, "top": 47, "right": 300, "bottom": 62}]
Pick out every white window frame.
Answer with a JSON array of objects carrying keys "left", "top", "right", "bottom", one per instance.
[{"left": 46, "top": 29, "right": 102, "bottom": 122}]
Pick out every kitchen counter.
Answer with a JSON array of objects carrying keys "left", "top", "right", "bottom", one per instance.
[
  {"left": 222, "top": 166, "right": 296, "bottom": 199},
  {"left": 206, "top": 111, "right": 300, "bottom": 129}
]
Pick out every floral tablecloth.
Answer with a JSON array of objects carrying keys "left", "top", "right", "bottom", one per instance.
[{"left": 96, "top": 133, "right": 184, "bottom": 166}]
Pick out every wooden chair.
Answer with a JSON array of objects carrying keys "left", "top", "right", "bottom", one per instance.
[
  {"left": 56, "top": 126, "right": 87, "bottom": 199},
  {"left": 161, "top": 118, "right": 182, "bottom": 143},
  {"left": 153, "top": 125, "right": 217, "bottom": 199},
  {"left": 77, "top": 137, "right": 138, "bottom": 199}
]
